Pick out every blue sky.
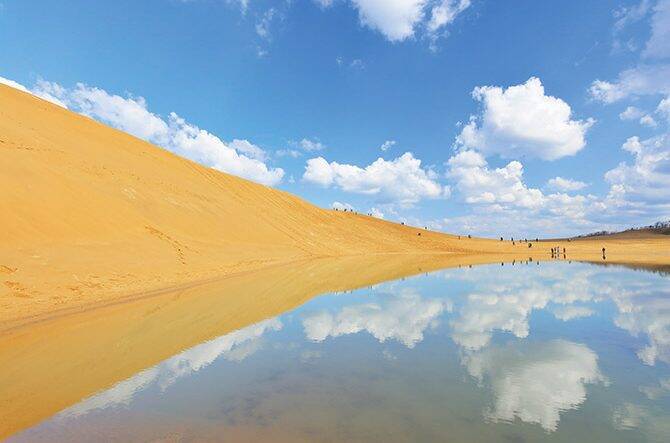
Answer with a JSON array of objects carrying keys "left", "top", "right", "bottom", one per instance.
[{"left": 2, "top": 0, "right": 669, "bottom": 237}]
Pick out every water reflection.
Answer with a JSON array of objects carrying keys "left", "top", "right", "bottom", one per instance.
[
  {"left": 303, "top": 288, "right": 446, "bottom": 348},
  {"left": 10, "top": 262, "right": 670, "bottom": 442},
  {"left": 611, "top": 288, "right": 670, "bottom": 366},
  {"left": 461, "top": 340, "right": 606, "bottom": 432},
  {"left": 64, "top": 318, "right": 282, "bottom": 418}
]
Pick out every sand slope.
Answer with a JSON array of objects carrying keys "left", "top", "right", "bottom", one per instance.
[
  {"left": 0, "top": 84, "right": 497, "bottom": 324},
  {"left": 1, "top": 84, "right": 669, "bottom": 326}
]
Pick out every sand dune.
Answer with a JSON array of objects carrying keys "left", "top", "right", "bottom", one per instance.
[
  {"left": 0, "top": 84, "right": 500, "bottom": 325},
  {"left": 1, "top": 83, "right": 669, "bottom": 328}
]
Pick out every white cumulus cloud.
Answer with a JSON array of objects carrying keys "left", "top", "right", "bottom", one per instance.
[
  {"left": 620, "top": 106, "right": 645, "bottom": 120},
  {"left": 303, "top": 152, "right": 450, "bottom": 206},
  {"left": 314, "top": 0, "right": 470, "bottom": 44},
  {"left": 605, "top": 135, "right": 670, "bottom": 202},
  {"left": 457, "top": 77, "right": 594, "bottom": 160},
  {"left": 447, "top": 150, "right": 544, "bottom": 209}
]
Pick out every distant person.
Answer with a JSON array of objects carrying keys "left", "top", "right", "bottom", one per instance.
[{"left": 528, "top": 243, "right": 532, "bottom": 248}]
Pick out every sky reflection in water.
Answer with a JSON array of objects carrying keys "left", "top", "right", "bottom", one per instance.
[{"left": 12, "top": 262, "right": 670, "bottom": 442}]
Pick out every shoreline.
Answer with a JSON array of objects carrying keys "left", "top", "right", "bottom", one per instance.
[{"left": 3, "top": 241, "right": 669, "bottom": 334}]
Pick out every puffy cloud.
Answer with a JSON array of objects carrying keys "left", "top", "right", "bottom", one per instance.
[
  {"left": 349, "top": 0, "right": 427, "bottom": 42},
  {"left": 15, "top": 80, "right": 284, "bottom": 186},
  {"left": 605, "top": 135, "right": 670, "bottom": 202},
  {"left": 462, "top": 340, "right": 606, "bottom": 432},
  {"left": 643, "top": 0, "right": 670, "bottom": 60},
  {"left": 303, "top": 152, "right": 450, "bottom": 206},
  {"left": 380, "top": 139, "right": 396, "bottom": 151},
  {"left": 619, "top": 106, "right": 645, "bottom": 120},
  {"left": 640, "top": 114, "right": 658, "bottom": 127},
  {"left": 457, "top": 77, "right": 594, "bottom": 160},
  {"left": 547, "top": 177, "right": 588, "bottom": 192},
  {"left": 445, "top": 132, "right": 669, "bottom": 237},
  {"left": 447, "top": 150, "right": 544, "bottom": 209},
  {"left": 302, "top": 288, "right": 445, "bottom": 348},
  {"left": 619, "top": 105, "right": 658, "bottom": 127},
  {"left": 315, "top": 0, "right": 469, "bottom": 43}
]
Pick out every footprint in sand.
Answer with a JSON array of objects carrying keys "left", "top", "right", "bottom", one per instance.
[{"left": 0, "top": 265, "right": 17, "bottom": 274}]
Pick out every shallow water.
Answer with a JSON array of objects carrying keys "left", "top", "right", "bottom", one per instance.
[{"left": 10, "top": 261, "right": 670, "bottom": 442}]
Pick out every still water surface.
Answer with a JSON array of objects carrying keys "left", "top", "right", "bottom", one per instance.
[{"left": 11, "top": 261, "right": 670, "bottom": 442}]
